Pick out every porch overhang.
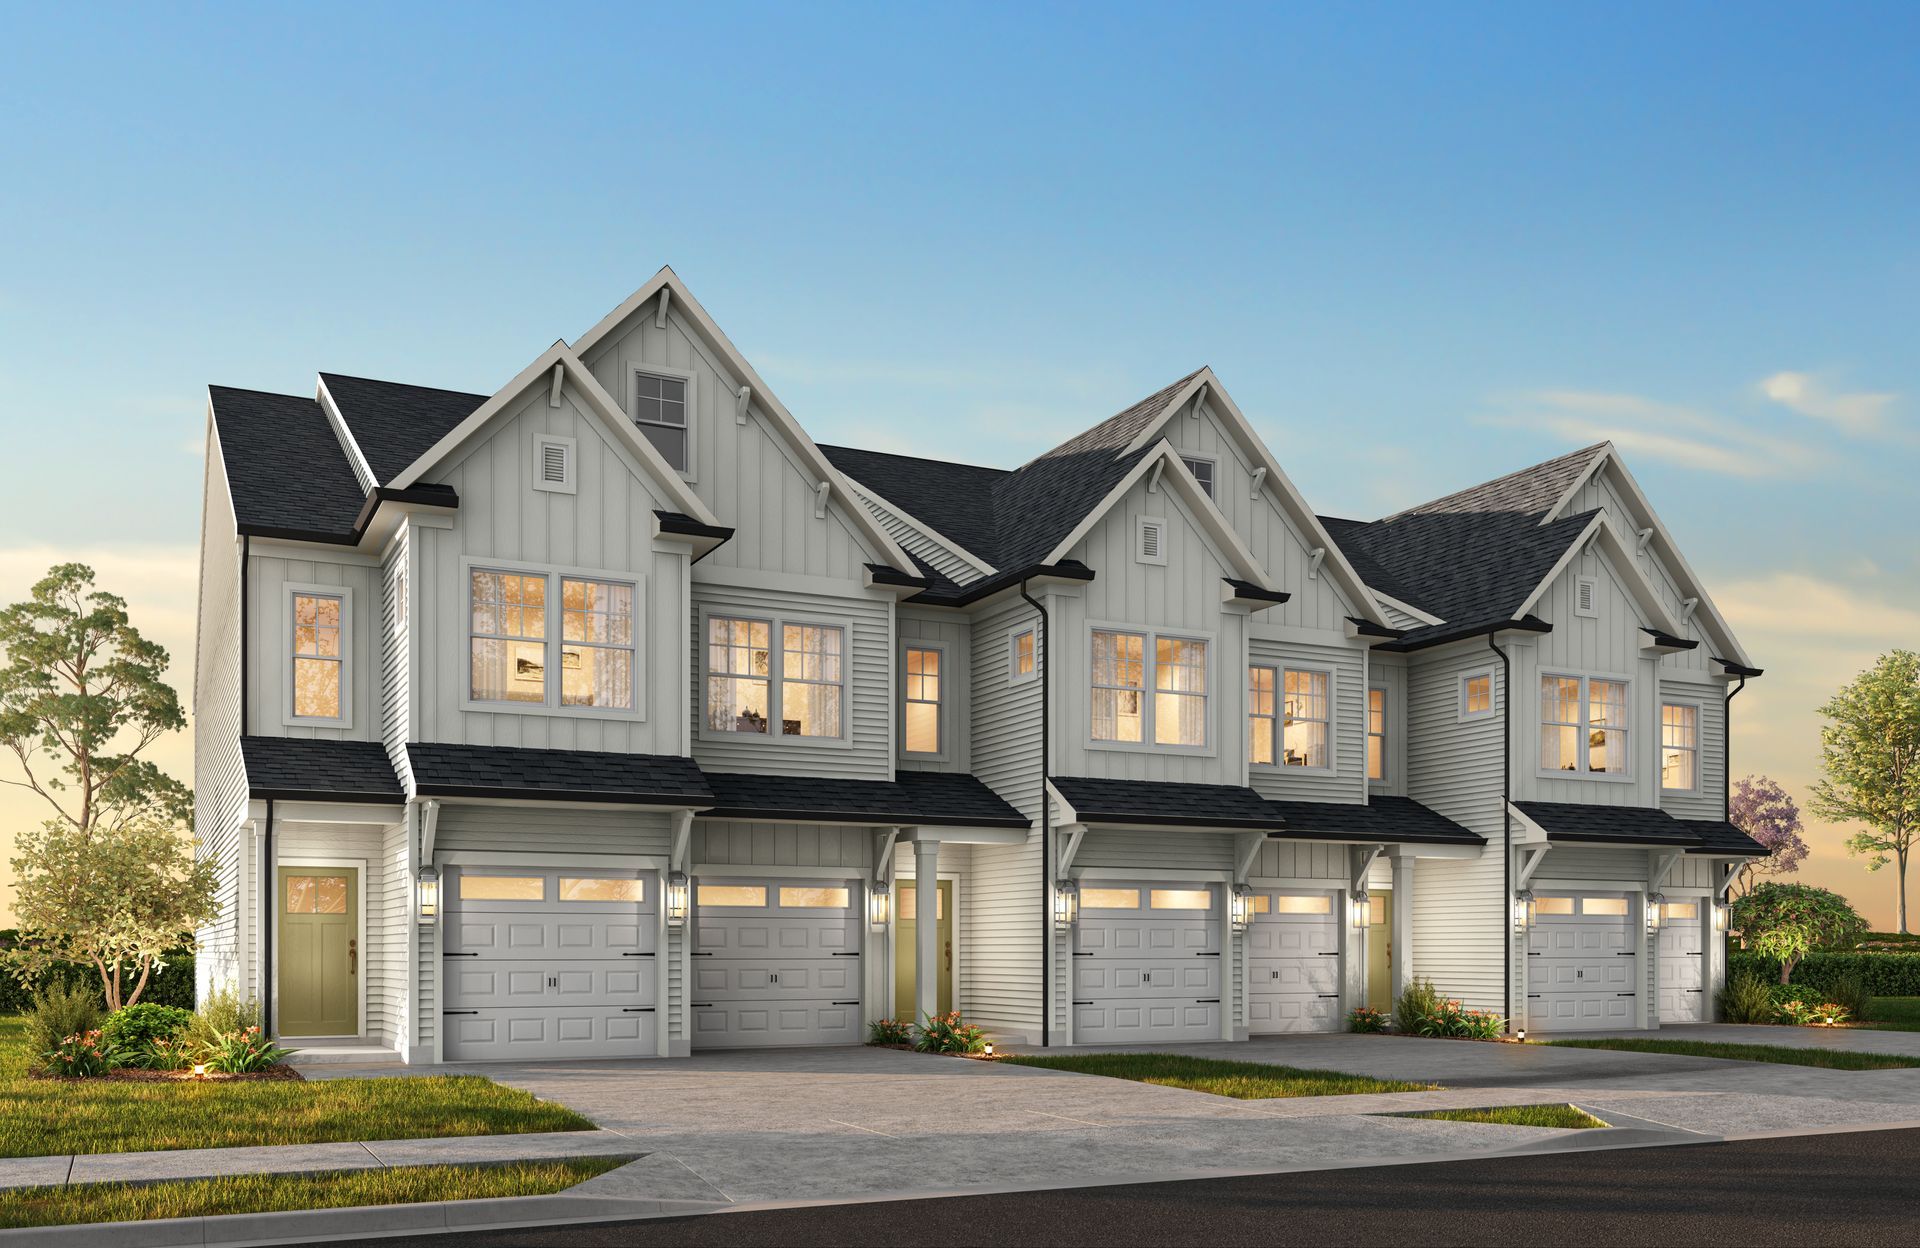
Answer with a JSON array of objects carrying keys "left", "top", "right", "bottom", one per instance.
[{"left": 1512, "top": 800, "right": 1766, "bottom": 856}]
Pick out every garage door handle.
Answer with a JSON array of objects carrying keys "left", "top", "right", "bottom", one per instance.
[
  {"left": 1073, "top": 1000, "right": 1094, "bottom": 1005},
  {"left": 691, "top": 1003, "right": 715, "bottom": 1008},
  {"left": 832, "top": 952, "right": 861, "bottom": 957},
  {"left": 1196, "top": 999, "right": 1220, "bottom": 1004},
  {"left": 1317, "top": 952, "right": 1340, "bottom": 956},
  {"left": 1073, "top": 952, "right": 1093, "bottom": 957},
  {"left": 623, "top": 1007, "right": 655, "bottom": 1013},
  {"left": 1317, "top": 994, "right": 1340, "bottom": 999},
  {"left": 621, "top": 952, "right": 648, "bottom": 957},
  {"left": 446, "top": 952, "right": 479, "bottom": 958},
  {"left": 443, "top": 1010, "right": 479, "bottom": 1016},
  {"left": 690, "top": 952, "right": 714, "bottom": 957},
  {"left": 1617, "top": 992, "right": 1637, "bottom": 997},
  {"left": 832, "top": 1000, "right": 860, "bottom": 1005}
]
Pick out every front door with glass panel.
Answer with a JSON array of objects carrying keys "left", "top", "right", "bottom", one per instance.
[
  {"left": 278, "top": 867, "right": 358, "bottom": 1036},
  {"left": 1366, "top": 891, "right": 1392, "bottom": 1011},
  {"left": 894, "top": 879, "right": 952, "bottom": 1020}
]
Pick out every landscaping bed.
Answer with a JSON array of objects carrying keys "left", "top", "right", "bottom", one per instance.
[
  {"left": 1001, "top": 1052, "right": 1437, "bottom": 1099},
  {"left": 0, "top": 1158, "right": 627, "bottom": 1229},
  {"left": 1543, "top": 1037, "right": 1920, "bottom": 1070},
  {"left": 33, "top": 1064, "right": 301, "bottom": 1084}
]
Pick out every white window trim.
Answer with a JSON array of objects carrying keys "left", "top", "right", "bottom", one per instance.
[
  {"left": 284, "top": 583, "right": 352, "bottom": 729},
  {"left": 1366, "top": 685, "right": 1388, "bottom": 785},
  {"left": 1248, "top": 662, "right": 1337, "bottom": 773},
  {"left": 697, "top": 605, "right": 855, "bottom": 749},
  {"left": 625, "top": 361, "right": 698, "bottom": 482},
  {"left": 1660, "top": 698, "right": 1703, "bottom": 794},
  {"left": 458, "top": 556, "right": 647, "bottom": 721},
  {"left": 1135, "top": 515, "right": 1169, "bottom": 566},
  {"left": 1179, "top": 453, "right": 1218, "bottom": 499},
  {"left": 1087, "top": 622, "right": 1215, "bottom": 755},
  {"left": 1537, "top": 669, "right": 1635, "bottom": 783},
  {"left": 900, "top": 641, "right": 948, "bottom": 761},
  {"left": 1458, "top": 666, "right": 1498, "bottom": 722},
  {"left": 1008, "top": 625, "right": 1039, "bottom": 685},
  {"left": 531, "top": 433, "right": 577, "bottom": 494}
]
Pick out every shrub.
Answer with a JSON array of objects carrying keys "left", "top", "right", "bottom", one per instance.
[
  {"left": 1729, "top": 951, "right": 1920, "bottom": 997},
  {"left": 41, "top": 1029, "right": 114, "bottom": 1078},
  {"left": 866, "top": 1018, "right": 914, "bottom": 1046},
  {"left": 1825, "top": 972, "right": 1874, "bottom": 1022},
  {"left": 1347, "top": 1006, "right": 1388, "bottom": 1033},
  {"left": 26, "top": 981, "right": 103, "bottom": 1057},
  {"left": 1719, "top": 971, "right": 1777, "bottom": 1024},
  {"left": 1731, "top": 883, "right": 1867, "bottom": 983},
  {"left": 914, "top": 1011, "right": 988, "bottom": 1055},
  {"left": 1394, "top": 977, "right": 1505, "bottom": 1039},
  {"left": 1394, "top": 977, "right": 1443, "bottom": 1028},
  {"left": 202, "top": 1026, "right": 291, "bottom": 1074},
  {"left": 182, "top": 987, "right": 260, "bottom": 1053},
  {"left": 102, "top": 1003, "right": 194, "bottom": 1051}
]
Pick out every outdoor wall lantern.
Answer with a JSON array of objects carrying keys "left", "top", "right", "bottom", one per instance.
[
  {"left": 1646, "top": 892, "right": 1666, "bottom": 932},
  {"left": 666, "top": 871, "right": 689, "bottom": 929},
  {"left": 1349, "top": 891, "right": 1369, "bottom": 930},
  {"left": 1052, "top": 880, "right": 1079, "bottom": 931},
  {"left": 1513, "top": 889, "right": 1534, "bottom": 926},
  {"left": 868, "top": 881, "right": 891, "bottom": 931},
  {"left": 1712, "top": 900, "right": 1729, "bottom": 931},
  {"left": 1230, "top": 886, "right": 1253, "bottom": 933},
  {"left": 415, "top": 869, "right": 439, "bottom": 921}
]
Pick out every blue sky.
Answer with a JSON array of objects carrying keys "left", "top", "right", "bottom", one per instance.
[{"left": 0, "top": 2, "right": 1915, "bottom": 922}]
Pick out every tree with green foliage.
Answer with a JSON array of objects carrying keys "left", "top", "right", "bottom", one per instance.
[
  {"left": 1731, "top": 882, "right": 1868, "bottom": 984},
  {"left": 0, "top": 563, "right": 206, "bottom": 1008},
  {"left": 1811, "top": 650, "right": 1920, "bottom": 933}
]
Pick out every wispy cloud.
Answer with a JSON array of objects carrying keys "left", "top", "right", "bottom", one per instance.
[
  {"left": 1759, "top": 371, "right": 1896, "bottom": 436},
  {"left": 1480, "top": 389, "right": 1815, "bottom": 478}
]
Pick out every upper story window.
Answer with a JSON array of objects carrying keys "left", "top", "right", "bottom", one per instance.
[
  {"left": 631, "top": 369, "right": 690, "bottom": 472},
  {"left": 470, "top": 569, "right": 635, "bottom": 711},
  {"left": 1248, "top": 667, "right": 1275, "bottom": 764},
  {"left": 1661, "top": 702, "right": 1699, "bottom": 791},
  {"left": 1249, "top": 665, "right": 1329, "bottom": 768},
  {"left": 1367, "top": 688, "right": 1386, "bottom": 781},
  {"left": 904, "top": 646, "right": 942, "bottom": 755},
  {"left": 1460, "top": 669, "right": 1496, "bottom": 720},
  {"left": 291, "top": 591, "right": 345, "bottom": 721},
  {"left": 704, "top": 614, "right": 846, "bottom": 739},
  {"left": 1181, "top": 455, "right": 1215, "bottom": 498},
  {"left": 1010, "top": 627, "right": 1037, "bottom": 683},
  {"left": 1091, "top": 629, "right": 1208, "bottom": 748},
  {"left": 1541, "top": 674, "right": 1629, "bottom": 777}
]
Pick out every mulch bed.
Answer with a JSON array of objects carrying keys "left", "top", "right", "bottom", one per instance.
[{"left": 30, "top": 1065, "right": 304, "bottom": 1083}]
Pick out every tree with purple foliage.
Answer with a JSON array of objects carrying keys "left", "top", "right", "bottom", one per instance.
[{"left": 1729, "top": 775, "right": 1809, "bottom": 898}]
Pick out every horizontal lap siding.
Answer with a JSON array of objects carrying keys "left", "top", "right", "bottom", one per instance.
[
  {"left": 897, "top": 610, "right": 972, "bottom": 773},
  {"left": 381, "top": 535, "right": 412, "bottom": 790},
  {"left": 194, "top": 455, "right": 248, "bottom": 1004},
  {"left": 851, "top": 485, "right": 989, "bottom": 585},
  {"left": 277, "top": 823, "right": 393, "bottom": 1040},
  {"left": 1535, "top": 847, "right": 1651, "bottom": 884},
  {"left": 376, "top": 821, "right": 409, "bottom": 1050},
  {"left": 1247, "top": 637, "right": 1367, "bottom": 804},
  {"left": 433, "top": 805, "right": 675, "bottom": 857},
  {"left": 1659, "top": 678, "right": 1726, "bottom": 821}
]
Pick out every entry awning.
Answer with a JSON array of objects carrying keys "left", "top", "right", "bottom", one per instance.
[
  {"left": 241, "top": 736, "right": 404, "bottom": 802},
  {"left": 1513, "top": 801, "right": 1765, "bottom": 856},
  {"left": 701, "top": 770, "right": 1029, "bottom": 829},
  {"left": 1048, "top": 776, "right": 1482, "bottom": 846},
  {"left": 407, "top": 742, "right": 713, "bottom": 805}
]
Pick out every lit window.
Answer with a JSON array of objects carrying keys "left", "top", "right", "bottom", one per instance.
[
  {"left": 904, "top": 647, "right": 942, "bottom": 755},
  {"left": 1091, "top": 630, "right": 1147, "bottom": 743},
  {"left": 1153, "top": 637, "right": 1208, "bottom": 747},
  {"left": 1150, "top": 888, "right": 1213, "bottom": 910},
  {"left": 897, "top": 887, "right": 945, "bottom": 919},
  {"left": 459, "top": 875, "right": 544, "bottom": 901},
  {"left": 559, "top": 878, "right": 643, "bottom": 902},
  {"left": 632, "top": 371, "right": 689, "bottom": 471},
  {"left": 1367, "top": 688, "right": 1386, "bottom": 781},
  {"left": 1247, "top": 893, "right": 1272, "bottom": 914},
  {"left": 1531, "top": 896, "right": 1575, "bottom": 917},
  {"left": 1081, "top": 887, "right": 1140, "bottom": 909},
  {"left": 1010, "top": 628, "right": 1036, "bottom": 682},
  {"left": 781, "top": 624, "right": 844, "bottom": 737},
  {"left": 285, "top": 874, "right": 348, "bottom": 914},
  {"left": 1661, "top": 703, "right": 1698, "bottom": 791},
  {"left": 1541, "top": 675, "right": 1631, "bottom": 776},
  {"left": 1663, "top": 901, "right": 1699, "bottom": 921},
  {"left": 1282, "top": 669, "right": 1330, "bottom": 768},
  {"left": 1181, "top": 456, "right": 1215, "bottom": 498},
  {"left": 779, "top": 886, "right": 851, "bottom": 909},
  {"left": 292, "top": 593, "right": 344, "bottom": 719},
  {"left": 707, "top": 616, "right": 772, "bottom": 733},
  {"left": 1461, "top": 670, "right": 1495, "bottom": 719},
  {"left": 470, "top": 570, "right": 548, "bottom": 704},
  {"left": 1272, "top": 894, "right": 1332, "bottom": 915},
  {"left": 560, "top": 578, "right": 634, "bottom": 709},
  {"left": 1091, "top": 630, "right": 1206, "bottom": 747},
  {"left": 1247, "top": 665, "right": 1277, "bottom": 765},
  {"left": 697, "top": 884, "right": 768, "bottom": 907},
  {"left": 1582, "top": 896, "right": 1629, "bottom": 917},
  {"left": 471, "top": 570, "right": 636, "bottom": 711}
]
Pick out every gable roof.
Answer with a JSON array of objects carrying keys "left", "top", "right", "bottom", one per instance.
[
  {"left": 818, "top": 444, "right": 1010, "bottom": 569},
  {"left": 319, "top": 373, "right": 486, "bottom": 486},
  {"left": 208, "top": 386, "right": 369, "bottom": 542}
]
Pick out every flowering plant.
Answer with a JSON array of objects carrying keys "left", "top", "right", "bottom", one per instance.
[
  {"left": 1777, "top": 998, "right": 1850, "bottom": 1027},
  {"left": 866, "top": 1018, "right": 914, "bottom": 1046},
  {"left": 915, "top": 1011, "right": 989, "bottom": 1055},
  {"left": 42, "top": 1029, "right": 115, "bottom": 1078},
  {"left": 1347, "top": 1006, "right": 1389, "bottom": 1033},
  {"left": 203, "top": 1026, "right": 291, "bottom": 1074}
]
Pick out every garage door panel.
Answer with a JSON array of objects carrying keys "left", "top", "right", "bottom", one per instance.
[
  {"left": 1078, "top": 923, "right": 1220, "bottom": 957},
  {"left": 1248, "top": 957, "right": 1340, "bottom": 994},
  {"left": 1533, "top": 994, "right": 1635, "bottom": 1027},
  {"left": 1532, "top": 959, "right": 1634, "bottom": 991},
  {"left": 690, "top": 878, "right": 863, "bottom": 1049},
  {"left": 444, "top": 1007, "right": 655, "bottom": 1059},
  {"left": 451, "top": 917, "right": 654, "bottom": 959},
  {"left": 1246, "top": 994, "right": 1340, "bottom": 1032},
  {"left": 1074, "top": 1000, "right": 1220, "bottom": 1044},
  {"left": 691, "top": 1001, "right": 861, "bottom": 1046},
  {"left": 1528, "top": 892, "right": 1640, "bottom": 1033},
  {"left": 1246, "top": 892, "right": 1342, "bottom": 1036},
  {"left": 1072, "top": 959, "right": 1220, "bottom": 997}
]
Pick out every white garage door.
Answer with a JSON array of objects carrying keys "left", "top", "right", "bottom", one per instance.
[
  {"left": 690, "top": 878, "right": 863, "bottom": 1049},
  {"left": 1073, "top": 882, "right": 1221, "bottom": 1044},
  {"left": 1527, "top": 892, "right": 1638, "bottom": 1031},
  {"left": 443, "top": 867, "right": 657, "bottom": 1061},
  {"left": 1657, "top": 900, "right": 1705, "bottom": 1023},
  {"left": 1246, "top": 889, "right": 1342, "bottom": 1034}
]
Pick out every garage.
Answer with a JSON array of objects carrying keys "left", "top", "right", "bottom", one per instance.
[
  {"left": 1072, "top": 881, "right": 1221, "bottom": 1044},
  {"left": 1245, "top": 889, "right": 1342, "bottom": 1034},
  {"left": 1526, "top": 891, "right": 1638, "bottom": 1031},
  {"left": 690, "top": 877, "right": 864, "bottom": 1048},
  {"left": 1657, "top": 899, "right": 1705, "bottom": 1023},
  {"left": 442, "top": 867, "right": 657, "bottom": 1061}
]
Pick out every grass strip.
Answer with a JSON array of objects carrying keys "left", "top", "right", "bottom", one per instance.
[
  {"left": 1001, "top": 1052, "right": 1437, "bottom": 1099},
  {"left": 1863, "top": 997, "right": 1920, "bottom": 1033},
  {"left": 1544, "top": 1037, "right": 1920, "bottom": 1070},
  {"left": 0, "top": 1018, "right": 595, "bottom": 1158},
  {"left": 0, "top": 1157, "right": 626, "bottom": 1229},
  {"left": 1404, "top": 1103, "right": 1607, "bottom": 1129}
]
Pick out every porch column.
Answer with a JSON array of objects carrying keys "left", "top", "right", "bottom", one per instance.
[
  {"left": 914, "top": 839, "right": 940, "bottom": 1026},
  {"left": 1389, "top": 852, "right": 1416, "bottom": 1006}
]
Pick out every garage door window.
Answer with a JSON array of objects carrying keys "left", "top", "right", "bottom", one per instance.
[
  {"left": 698, "top": 884, "right": 768, "bottom": 907},
  {"left": 1246, "top": 893, "right": 1271, "bottom": 914},
  {"left": 1663, "top": 901, "right": 1698, "bottom": 921},
  {"left": 1150, "top": 889, "right": 1213, "bottom": 910},
  {"left": 1082, "top": 887, "right": 1141, "bottom": 909},
  {"left": 560, "top": 878, "right": 643, "bottom": 902},
  {"left": 1272, "top": 894, "right": 1331, "bottom": 915},
  {"left": 1582, "top": 897, "right": 1629, "bottom": 916},
  {"left": 779, "top": 886, "right": 851, "bottom": 908},
  {"left": 460, "top": 875, "right": 545, "bottom": 901},
  {"left": 1532, "top": 896, "right": 1575, "bottom": 916}
]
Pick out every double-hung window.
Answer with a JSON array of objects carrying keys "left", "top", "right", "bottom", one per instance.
[
  {"left": 704, "top": 614, "right": 846, "bottom": 740},
  {"left": 1661, "top": 702, "right": 1699, "bottom": 790},
  {"left": 1181, "top": 455, "right": 1215, "bottom": 498},
  {"left": 469, "top": 568, "right": 636, "bottom": 711},
  {"left": 1248, "top": 666, "right": 1332, "bottom": 768},
  {"left": 1091, "top": 629, "right": 1208, "bottom": 748},
  {"left": 1248, "top": 666, "right": 1276, "bottom": 764},
  {"left": 631, "top": 370, "right": 690, "bottom": 472},
  {"left": 904, "top": 646, "right": 942, "bottom": 755},
  {"left": 1540, "top": 674, "right": 1630, "bottom": 776},
  {"left": 291, "top": 591, "right": 345, "bottom": 721},
  {"left": 1367, "top": 688, "right": 1387, "bottom": 781}
]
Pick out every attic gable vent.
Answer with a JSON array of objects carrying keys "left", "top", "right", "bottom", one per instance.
[
  {"left": 1136, "top": 516, "right": 1168, "bottom": 566},
  {"left": 1575, "top": 575, "right": 1598, "bottom": 618},
  {"left": 532, "top": 434, "right": 577, "bottom": 494}
]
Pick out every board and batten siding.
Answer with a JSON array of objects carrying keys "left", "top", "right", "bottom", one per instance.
[
  {"left": 579, "top": 304, "right": 887, "bottom": 581},
  {"left": 849, "top": 483, "right": 990, "bottom": 586},
  {"left": 689, "top": 822, "right": 874, "bottom": 872},
  {"left": 246, "top": 551, "right": 381, "bottom": 742},
  {"left": 193, "top": 446, "right": 250, "bottom": 1003},
  {"left": 689, "top": 580, "right": 893, "bottom": 781},
  {"left": 1562, "top": 466, "right": 1714, "bottom": 677},
  {"left": 1405, "top": 645, "right": 1506, "bottom": 1014},
  {"left": 897, "top": 608, "right": 972, "bottom": 773},
  {"left": 1246, "top": 634, "right": 1368, "bottom": 804},
  {"left": 409, "top": 379, "right": 688, "bottom": 754}
]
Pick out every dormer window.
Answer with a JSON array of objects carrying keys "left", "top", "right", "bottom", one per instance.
[
  {"left": 1181, "top": 455, "right": 1215, "bottom": 498},
  {"left": 630, "top": 368, "right": 691, "bottom": 472}
]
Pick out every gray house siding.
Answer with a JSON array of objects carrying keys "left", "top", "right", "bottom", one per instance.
[
  {"left": 193, "top": 444, "right": 249, "bottom": 1002},
  {"left": 1563, "top": 466, "right": 1712, "bottom": 677},
  {"left": 897, "top": 608, "right": 972, "bottom": 773},
  {"left": 246, "top": 550, "right": 381, "bottom": 742},
  {"left": 1246, "top": 633, "right": 1368, "bottom": 804}
]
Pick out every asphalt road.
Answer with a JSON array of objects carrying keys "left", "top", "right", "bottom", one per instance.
[{"left": 363, "top": 1127, "right": 1920, "bottom": 1247}]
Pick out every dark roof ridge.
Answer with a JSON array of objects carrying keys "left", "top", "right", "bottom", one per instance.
[
  {"left": 817, "top": 442, "right": 1010, "bottom": 479},
  {"left": 318, "top": 371, "right": 488, "bottom": 402}
]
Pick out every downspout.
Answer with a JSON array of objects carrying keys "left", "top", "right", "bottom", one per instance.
[
  {"left": 1724, "top": 674, "right": 1747, "bottom": 822},
  {"left": 261, "top": 796, "right": 274, "bottom": 1038},
  {"left": 1488, "top": 632, "right": 1512, "bottom": 1030},
  {"left": 1021, "top": 580, "right": 1051, "bottom": 1048}
]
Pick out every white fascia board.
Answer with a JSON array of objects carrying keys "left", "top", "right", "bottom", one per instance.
[
  {"left": 314, "top": 376, "right": 379, "bottom": 493},
  {"left": 572, "top": 267, "right": 918, "bottom": 572},
  {"left": 385, "top": 342, "right": 719, "bottom": 528},
  {"left": 1040, "top": 443, "right": 1275, "bottom": 588},
  {"left": 1511, "top": 513, "right": 1684, "bottom": 637},
  {"left": 844, "top": 478, "right": 998, "bottom": 576},
  {"left": 1045, "top": 779, "right": 1082, "bottom": 828},
  {"left": 1122, "top": 367, "right": 1391, "bottom": 626},
  {"left": 1373, "top": 590, "right": 1445, "bottom": 626},
  {"left": 1539, "top": 443, "right": 1614, "bottom": 527},
  {"left": 1507, "top": 802, "right": 1551, "bottom": 847}
]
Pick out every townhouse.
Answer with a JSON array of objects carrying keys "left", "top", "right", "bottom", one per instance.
[{"left": 193, "top": 268, "right": 1764, "bottom": 1062}]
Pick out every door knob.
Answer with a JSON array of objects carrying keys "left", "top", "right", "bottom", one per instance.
[{"left": 348, "top": 938, "right": 357, "bottom": 975}]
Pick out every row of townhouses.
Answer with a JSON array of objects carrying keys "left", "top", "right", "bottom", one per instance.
[{"left": 194, "top": 268, "right": 1765, "bottom": 1062}]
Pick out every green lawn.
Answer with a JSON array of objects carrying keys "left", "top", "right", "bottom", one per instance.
[
  {"left": 1001, "top": 1052, "right": 1437, "bottom": 1099},
  {"left": 1864, "top": 997, "right": 1920, "bottom": 1032},
  {"left": 0, "top": 1158, "right": 627, "bottom": 1229},
  {"left": 1404, "top": 1104, "right": 1608, "bottom": 1129},
  {"left": 0, "top": 1017, "right": 595, "bottom": 1157},
  {"left": 1544, "top": 1037, "right": 1920, "bottom": 1070}
]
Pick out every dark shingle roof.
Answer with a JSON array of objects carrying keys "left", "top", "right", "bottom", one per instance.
[
  {"left": 1265, "top": 796, "right": 1483, "bottom": 846},
  {"left": 1516, "top": 801, "right": 1765, "bottom": 855},
  {"left": 1052, "top": 777, "right": 1481, "bottom": 845},
  {"left": 1391, "top": 443, "right": 1606, "bottom": 520},
  {"left": 210, "top": 387, "right": 368, "bottom": 541},
  {"left": 241, "top": 737, "right": 402, "bottom": 801},
  {"left": 702, "top": 770, "right": 1028, "bottom": 828},
  {"left": 1678, "top": 819, "right": 1770, "bottom": 856},
  {"left": 407, "top": 743, "right": 712, "bottom": 804},
  {"left": 320, "top": 373, "right": 486, "bottom": 486},
  {"left": 819, "top": 445, "right": 1009, "bottom": 565}
]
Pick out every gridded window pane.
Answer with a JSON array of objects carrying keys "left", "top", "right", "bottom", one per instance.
[
  {"left": 1091, "top": 631, "right": 1146, "bottom": 743},
  {"left": 560, "top": 578, "right": 635, "bottom": 709},
  {"left": 1463, "top": 673, "right": 1494, "bottom": 716},
  {"left": 1367, "top": 688, "right": 1386, "bottom": 781},
  {"left": 1248, "top": 666, "right": 1276, "bottom": 765},
  {"left": 1662, "top": 702, "right": 1698, "bottom": 790},
  {"left": 1368, "top": 895, "right": 1386, "bottom": 925},
  {"left": 698, "top": 884, "right": 767, "bottom": 907},
  {"left": 1540, "top": 675, "right": 1582, "bottom": 772},
  {"left": 291, "top": 593, "right": 343, "bottom": 718},
  {"left": 1181, "top": 456, "right": 1215, "bottom": 497},
  {"left": 460, "top": 875, "right": 544, "bottom": 901},
  {"left": 905, "top": 647, "right": 941, "bottom": 754},
  {"left": 707, "top": 616, "right": 772, "bottom": 733},
  {"left": 896, "top": 887, "right": 944, "bottom": 919},
  {"left": 1150, "top": 888, "right": 1213, "bottom": 911},
  {"left": 1540, "top": 724, "right": 1580, "bottom": 772},
  {"left": 779, "top": 886, "right": 851, "bottom": 909},
  {"left": 1012, "top": 629, "right": 1036, "bottom": 677},
  {"left": 1153, "top": 636, "right": 1208, "bottom": 747},
  {"left": 1587, "top": 679, "right": 1627, "bottom": 773},
  {"left": 905, "top": 702, "right": 939, "bottom": 754},
  {"left": 559, "top": 878, "right": 643, "bottom": 902},
  {"left": 782, "top": 625, "right": 844, "bottom": 737},
  {"left": 285, "top": 875, "right": 349, "bottom": 914},
  {"left": 1272, "top": 894, "right": 1332, "bottom": 914},
  {"left": 634, "top": 372, "right": 689, "bottom": 470},
  {"left": 1081, "top": 887, "right": 1140, "bottom": 909},
  {"left": 472, "top": 571, "right": 548, "bottom": 703},
  {"left": 1282, "top": 669, "right": 1329, "bottom": 768}
]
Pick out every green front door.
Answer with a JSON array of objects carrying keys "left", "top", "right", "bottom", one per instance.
[
  {"left": 278, "top": 866, "right": 359, "bottom": 1036},
  {"left": 1366, "top": 890, "right": 1392, "bottom": 1011},
  {"left": 894, "top": 880, "right": 952, "bottom": 1021}
]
